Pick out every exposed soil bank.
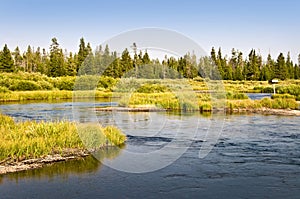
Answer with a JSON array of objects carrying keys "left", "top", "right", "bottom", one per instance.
[
  {"left": 96, "top": 107, "right": 166, "bottom": 112},
  {"left": 0, "top": 149, "right": 89, "bottom": 175},
  {"left": 229, "top": 108, "right": 300, "bottom": 116}
]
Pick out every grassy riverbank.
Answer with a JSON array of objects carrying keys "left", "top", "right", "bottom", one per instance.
[
  {"left": 115, "top": 92, "right": 299, "bottom": 111},
  {"left": 1, "top": 72, "right": 300, "bottom": 110},
  {"left": 0, "top": 114, "right": 126, "bottom": 163},
  {"left": 0, "top": 90, "right": 113, "bottom": 102}
]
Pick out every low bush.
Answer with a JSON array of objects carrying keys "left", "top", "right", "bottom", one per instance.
[
  {"left": 53, "top": 76, "right": 76, "bottom": 90},
  {"left": 98, "top": 76, "right": 117, "bottom": 90},
  {"left": 9, "top": 80, "right": 41, "bottom": 91},
  {"left": 0, "top": 86, "right": 10, "bottom": 93},
  {"left": 262, "top": 87, "right": 274, "bottom": 93}
]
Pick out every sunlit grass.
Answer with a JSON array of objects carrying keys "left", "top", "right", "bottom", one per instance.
[
  {"left": 0, "top": 114, "right": 126, "bottom": 162},
  {"left": 227, "top": 98, "right": 299, "bottom": 111},
  {"left": 0, "top": 90, "right": 113, "bottom": 102}
]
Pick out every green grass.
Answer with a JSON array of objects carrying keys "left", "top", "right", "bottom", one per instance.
[
  {"left": 1, "top": 72, "right": 299, "bottom": 110},
  {"left": 271, "top": 94, "right": 296, "bottom": 99},
  {"left": 227, "top": 97, "right": 299, "bottom": 111},
  {"left": 0, "top": 114, "right": 126, "bottom": 162},
  {"left": 0, "top": 90, "right": 113, "bottom": 102},
  {"left": 103, "top": 126, "right": 127, "bottom": 146}
]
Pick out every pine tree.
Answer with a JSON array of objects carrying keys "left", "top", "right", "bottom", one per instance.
[
  {"left": 286, "top": 52, "right": 294, "bottom": 79},
  {"left": 142, "top": 50, "right": 151, "bottom": 65},
  {"left": 266, "top": 54, "right": 275, "bottom": 80},
  {"left": 210, "top": 47, "right": 217, "bottom": 63},
  {"left": 24, "top": 46, "right": 34, "bottom": 72},
  {"left": 12, "top": 46, "right": 23, "bottom": 70},
  {"left": 34, "top": 47, "right": 44, "bottom": 73},
  {"left": 65, "top": 52, "right": 77, "bottom": 76},
  {"left": 120, "top": 48, "right": 133, "bottom": 76},
  {"left": 42, "top": 48, "right": 49, "bottom": 75},
  {"left": 102, "top": 44, "right": 111, "bottom": 69},
  {"left": 275, "top": 53, "right": 288, "bottom": 80},
  {"left": 77, "top": 37, "right": 88, "bottom": 72},
  {"left": 48, "top": 38, "right": 65, "bottom": 77},
  {"left": 223, "top": 57, "right": 232, "bottom": 80},
  {"left": 233, "top": 52, "right": 244, "bottom": 80},
  {"left": 0, "top": 44, "right": 14, "bottom": 72},
  {"left": 244, "top": 49, "right": 260, "bottom": 80},
  {"left": 217, "top": 48, "right": 224, "bottom": 79},
  {"left": 294, "top": 63, "right": 300, "bottom": 79}
]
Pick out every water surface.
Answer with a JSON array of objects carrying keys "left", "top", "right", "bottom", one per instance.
[{"left": 0, "top": 101, "right": 299, "bottom": 198}]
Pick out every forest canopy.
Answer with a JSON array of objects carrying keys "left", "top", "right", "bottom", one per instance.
[{"left": 0, "top": 37, "right": 299, "bottom": 80}]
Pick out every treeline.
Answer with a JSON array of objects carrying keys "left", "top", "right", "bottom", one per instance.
[{"left": 0, "top": 37, "right": 300, "bottom": 80}]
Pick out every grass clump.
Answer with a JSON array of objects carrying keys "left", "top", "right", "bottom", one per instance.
[
  {"left": 103, "top": 126, "right": 127, "bottom": 146},
  {"left": 0, "top": 114, "right": 126, "bottom": 162},
  {"left": 259, "top": 98, "right": 298, "bottom": 109},
  {"left": 226, "top": 92, "right": 249, "bottom": 100},
  {"left": 227, "top": 98, "right": 299, "bottom": 110},
  {"left": 136, "top": 83, "right": 171, "bottom": 93},
  {"left": 271, "top": 94, "right": 296, "bottom": 99}
]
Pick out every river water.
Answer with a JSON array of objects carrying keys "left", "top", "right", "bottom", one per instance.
[{"left": 0, "top": 100, "right": 299, "bottom": 198}]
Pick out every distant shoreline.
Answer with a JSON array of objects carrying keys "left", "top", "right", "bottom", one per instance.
[
  {"left": 96, "top": 106, "right": 300, "bottom": 116},
  {"left": 229, "top": 108, "right": 300, "bottom": 116}
]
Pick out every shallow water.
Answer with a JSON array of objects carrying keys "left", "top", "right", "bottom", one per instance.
[
  {"left": 246, "top": 93, "right": 272, "bottom": 100},
  {"left": 0, "top": 101, "right": 299, "bottom": 198}
]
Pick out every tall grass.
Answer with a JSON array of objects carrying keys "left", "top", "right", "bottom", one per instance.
[
  {"left": 0, "top": 90, "right": 113, "bottom": 102},
  {"left": 103, "top": 126, "right": 127, "bottom": 146},
  {"left": 0, "top": 114, "right": 126, "bottom": 162},
  {"left": 227, "top": 98, "right": 299, "bottom": 111}
]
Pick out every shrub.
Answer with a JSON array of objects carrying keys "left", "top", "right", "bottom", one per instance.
[
  {"left": 200, "top": 103, "right": 212, "bottom": 112},
  {"left": 262, "top": 87, "right": 274, "bottom": 93},
  {"left": 74, "top": 75, "right": 99, "bottom": 90},
  {"left": 98, "top": 76, "right": 117, "bottom": 90},
  {"left": 38, "top": 80, "right": 54, "bottom": 90},
  {"left": 276, "top": 85, "right": 300, "bottom": 96},
  {"left": 9, "top": 80, "right": 41, "bottom": 91},
  {"left": 0, "top": 86, "right": 10, "bottom": 93},
  {"left": 54, "top": 76, "right": 76, "bottom": 90},
  {"left": 113, "top": 78, "right": 140, "bottom": 92}
]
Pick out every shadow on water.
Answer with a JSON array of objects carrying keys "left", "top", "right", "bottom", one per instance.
[{"left": 0, "top": 147, "right": 124, "bottom": 184}]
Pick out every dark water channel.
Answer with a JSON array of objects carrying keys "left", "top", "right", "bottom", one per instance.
[{"left": 0, "top": 100, "right": 299, "bottom": 198}]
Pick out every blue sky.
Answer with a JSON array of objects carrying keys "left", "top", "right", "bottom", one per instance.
[{"left": 1, "top": 0, "right": 300, "bottom": 61}]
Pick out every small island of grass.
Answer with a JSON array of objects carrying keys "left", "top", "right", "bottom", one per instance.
[{"left": 0, "top": 113, "right": 126, "bottom": 174}]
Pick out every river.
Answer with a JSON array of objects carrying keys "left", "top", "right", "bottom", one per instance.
[{"left": 0, "top": 99, "right": 299, "bottom": 198}]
